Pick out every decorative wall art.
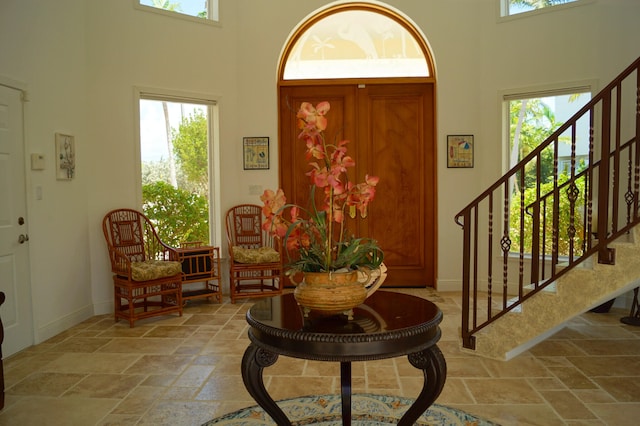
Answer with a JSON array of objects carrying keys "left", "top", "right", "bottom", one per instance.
[
  {"left": 55, "top": 133, "right": 75, "bottom": 180},
  {"left": 447, "top": 135, "right": 474, "bottom": 168},
  {"left": 243, "top": 137, "right": 269, "bottom": 170}
]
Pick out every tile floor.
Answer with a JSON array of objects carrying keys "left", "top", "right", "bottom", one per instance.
[{"left": 0, "top": 288, "right": 639, "bottom": 426}]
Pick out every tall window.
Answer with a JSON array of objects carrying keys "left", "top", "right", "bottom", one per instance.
[
  {"left": 136, "top": 0, "right": 219, "bottom": 22},
  {"left": 502, "top": 0, "right": 580, "bottom": 17},
  {"left": 137, "top": 93, "right": 220, "bottom": 247},
  {"left": 505, "top": 88, "right": 591, "bottom": 254}
]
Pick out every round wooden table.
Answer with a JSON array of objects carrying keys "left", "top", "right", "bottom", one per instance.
[{"left": 241, "top": 291, "right": 446, "bottom": 426}]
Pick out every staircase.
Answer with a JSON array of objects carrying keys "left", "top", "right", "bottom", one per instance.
[
  {"left": 468, "top": 225, "right": 640, "bottom": 360},
  {"left": 455, "top": 56, "right": 640, "bottom": 360}
]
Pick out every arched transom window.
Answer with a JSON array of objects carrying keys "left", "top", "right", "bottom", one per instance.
[{"left": 283, "top": 8, "right": 431, "bottom": 80}]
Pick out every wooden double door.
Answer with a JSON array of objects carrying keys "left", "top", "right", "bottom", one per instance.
[{"left": 279, "top": 83, "right": 436, "bottom": 287}]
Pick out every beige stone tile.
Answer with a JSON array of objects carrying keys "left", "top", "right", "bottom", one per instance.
[
  {"left": 123, "top": 354, "right": 193, "bottom": 375},
  {"left": 529, "top": 340, "right": 588, "bottom": 356},
  {"left": 161, "top": 386, "right": 199, "bottom": 399},
  {"left": 48, "top": 337, "right": 113, "bottom": 353},
  {"left": 577, "top": 339, "right": 640, "bottom": 355},
  {"left": 141, "top": 374, "right": 177, "bottom": 387},
  {"left": 267, "top": 376, "right": 333, "bottom": 400},
  {"left": 351, "top": 376, "right": 366, "bottom": 393},
  {"left": 593, "top": 376, "right": 640, "bottom": 402},
  {"left": 96, "top": 324, "right": 155, "bottom": 337},
  {"left": 536, "top": 356, "right": 575, "bottom": 368},
  {"left": 442, "top": 357, "right": 491, "bottom": 378},
  {"left": 568, "top": 355, "right": 640, "bottom": 376},
  {"left": 98, "top": 337, "right": 184, "bottom": 354},
  {"left": 527, "top": 376, "right": 566, "bottom": 390},
  {"left": 573, "top": 388, "right": 617, "bottom": 403},
  {"left": 365, "top": 364, "right": 400, "bottom": 390},
  {"left": 564, "top": 420, "right": 606, "bottom": 426},
  {"left": 196, "top": 375, "right": 254, "bottom": 401},
  {"left": 304, "top": 360, "right": 340, "bottom": 377},
  {"left": 0, "top": 397, "right": 119, "bottom": 426},
  {"left": 173, "top": 364, "right": 215, "bottom": 387},
  {"left": 143, "top": 325, "right": 200, "bottom": 338},
  {"left": 430, "top": 378, "right": 475, "bottom": 404},
  {"left": 63, "top": 373, "right": 146, "bottom": 398},
  {"left": 2, "top": 352, "right": 66, "bottom": 387},
  {"left": 588, "top": 402, "right": 640, "bottom": 426},
  {"left": 548, "top": 366, "right": 598, "bottom": 389},
  {"left": 200, "top": 339, "right": 248, "bottom": 355},
  {"left": 465, "top": 378, "right": 544, "bottom": 404},
  {"left": 111, "top": 386, "right": 166, "bottom": 415},
  {"left": 173, "top": 344, "right": 203, "bottom": 355},
  {"left": 97, "top": 414, "right": 142, "bottom": 426},
  {"left": 265, "top": 356, "right": 305, "bottom": 376},
  {"left": 43, "top": 352, "right": 141, "bottom": 374},
  {"left": 137, "top": 401, "right": 222, "bottom": 426},
  {"left": 482, "top": 356, "right": 551, "bottom": 377},
  {"left": 561, "top": 323, "right": 637, "bottom": 339},
  {"left": 436, "top": 340, "right": 476, "bottom": 357},
  {"left": 539, "top": 390, "right": 597, "bottom": 420},
  {"left": 8, "top": 372, "right": 86, "bottom": 397},
  {"left": 182, "top": 314, "right": 228, "bottom": 326}
]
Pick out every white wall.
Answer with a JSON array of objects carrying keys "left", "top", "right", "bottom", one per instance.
[
  {"left": 0, "top": 0, "right": 93, "bottom": 341},
  {"left": 1, "top": 0, "right": 638, "bottom": 344}
]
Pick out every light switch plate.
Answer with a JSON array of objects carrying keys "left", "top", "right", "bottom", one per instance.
[{"left": 31, "top": 153, "right": 45, "bottom": 170}]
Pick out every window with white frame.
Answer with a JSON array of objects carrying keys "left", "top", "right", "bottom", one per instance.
[
  {"left": 136, "top": 0, "right": 219, "bottom": 22},
  {"left": 136, "top": 91, "right": 221, "bottom": 248},
  {"left": 505, "top": 88, "right": 592, "bottom": 254}
]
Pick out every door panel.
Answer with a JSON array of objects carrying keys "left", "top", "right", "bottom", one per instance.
[
  {"left": 0, "top": 84, "right": 33, "bottom": 356},
  {"left": 357, "top": 84, "right": 436, "bottom": 286},
  {"left": 279, "top": 83, "right": 436, "bottom": 287},
  {"left": 279, "top": 86, "right": 356, "bottom": 213}
]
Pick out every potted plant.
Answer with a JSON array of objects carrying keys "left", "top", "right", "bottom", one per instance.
[{"left": 261, "top": 101, "right": 386, "bottom": 316}]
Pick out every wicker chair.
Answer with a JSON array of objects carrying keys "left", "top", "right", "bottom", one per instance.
[
  {"left": 225, "top": 204, "right": 284, "bottom": 303},
  {"left": 102, "top": 208, "right": 183, "bottom": 327}
]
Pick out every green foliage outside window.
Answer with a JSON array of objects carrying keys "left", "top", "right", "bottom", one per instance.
[
  {"left": 171, "top": 111, "right": 209, "bottom": 197},
  {"left": 508, "top": 96, "right": 588, "bottom": 257},
  {"left": 509, "top": 172, "right": 587, "bottom": 256},
  {"left": 141, "top": 105, "right": 210, "bottom": 246},
  {"left": 143, "top": 181, "right": 209, "bottom": 247}
]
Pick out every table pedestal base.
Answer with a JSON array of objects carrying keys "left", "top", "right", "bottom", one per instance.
[{"left": 241, "top": 343, "right": 447, "bottom": 426}]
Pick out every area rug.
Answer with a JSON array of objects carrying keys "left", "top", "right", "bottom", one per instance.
[{"left": 202, "top": 393, "right": 499, "bottom": 425}]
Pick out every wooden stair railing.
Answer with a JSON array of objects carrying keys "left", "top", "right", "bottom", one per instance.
[{"left": 455, "top": 56, "right": 640, "bottom": 350}]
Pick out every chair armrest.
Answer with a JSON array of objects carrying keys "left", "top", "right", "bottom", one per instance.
[{"left": 109, "top": 248, "right": 133, "bottom": 277}]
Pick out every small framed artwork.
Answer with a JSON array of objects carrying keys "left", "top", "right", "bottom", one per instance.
[
  {"left": 243, "top": 136, "right": 269, "bottom": 170},
  {"left": 447, "top": 134, "right": 474, "bottom": 168},
  {"left": 55, "top": 132, "right": 76, "bottom": 180}
]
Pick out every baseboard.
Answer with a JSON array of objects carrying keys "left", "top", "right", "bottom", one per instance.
[
  {"left": 93, "top": 298, "right": 113, "bottom": 316},
  {"left": 35, "top": 303, "right": 95, "bottom": 344},
  {"left": 436, "top": 279, "right": 461, "bottom": 292}
]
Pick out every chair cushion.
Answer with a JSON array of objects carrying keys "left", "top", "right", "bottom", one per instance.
[
  {"left": 232, "top": 246, "right": 280, "bottom": 264},
  {"left": 131, "top": 260, "right": 182, "bottom": 281}
]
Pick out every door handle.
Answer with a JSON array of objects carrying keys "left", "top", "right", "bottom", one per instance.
[{"left": 18, "top": 234, "right": 29, "bottom": 244}]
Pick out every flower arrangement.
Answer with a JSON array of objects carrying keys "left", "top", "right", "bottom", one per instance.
[{"left": 261, "top": 101, "right": 383, "bottom": 275}]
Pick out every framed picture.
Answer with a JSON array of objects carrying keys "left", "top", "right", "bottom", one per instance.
[
  {"left": 55, "top": 133, "right": 75, "bottom": 180},
  {"left": 243, "top": 137, "right": 269, "bottom": 170},
  {"left": 447, "top": 134, "right": 474, "bottom": 168}
]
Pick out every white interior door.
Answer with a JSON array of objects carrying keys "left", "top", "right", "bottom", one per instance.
[{"left": 0, "top": 83, "right": 34, "bottom": 357}]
